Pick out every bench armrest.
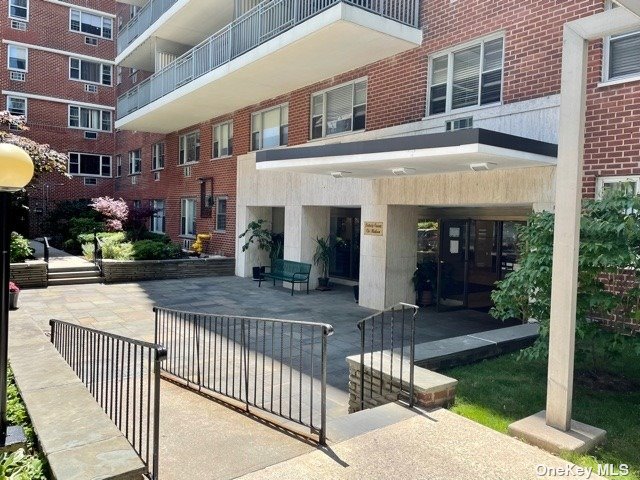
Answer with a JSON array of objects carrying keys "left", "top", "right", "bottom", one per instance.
[{"left": 292, "top": 272, "right": 309, "bottom": 280}]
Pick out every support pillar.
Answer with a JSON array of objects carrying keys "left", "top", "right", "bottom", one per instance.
[{"left": 236, "top": 206, "right": 272, "bottom": 278}]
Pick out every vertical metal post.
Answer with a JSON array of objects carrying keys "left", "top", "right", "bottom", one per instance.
[
  {"left": 358, "top": 322, "right": 364, "bottom": 411},
  {"left": 0, "top": 191, "right": 10, "bottom": 441},
  {"left": 409, "top": 306, "right": 416, "bottom": 408},
  {"left": 320, "top": 326, "right": 328, "bottom": 445},
  {"left": 152, "top": 348, "right": 165, "bottom": 480}
]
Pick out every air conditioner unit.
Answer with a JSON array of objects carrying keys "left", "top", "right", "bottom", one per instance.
[
  {"left": 131, "top": 175, "right": 138, "bottom": 185},
  {"left": 183, "top": 166, "right": 192, "bottom": 178},
  {"left": 85, "top": 36, "right": 98, "bottom": 45},
  {"left": 154, "top": 171, "right": 160, "bottom": 181},
  {"left": 84, "top": 131, "right": 98, "bottom": 140},
  {"left": 182, "top": 239, "right": 193, "bottom": 250},
  {"left": 10, "top": 71, "right": 25, "bottom": 82},
  {"left": 84, "top": 84, "right": 98, "bottom": 93},
  {"left": 446, "top": 117, "right": 474, "bottom": 132},
  {"left": 10, "top": 20, "right": 27, "bottom": 31},
  {"left": 84, "top": 177, "right": 97, "bottom": 186}
]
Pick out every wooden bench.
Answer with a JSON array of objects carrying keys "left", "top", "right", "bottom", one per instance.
[{"left": 259, "top": 259, "right": 311, "bottom": 295}]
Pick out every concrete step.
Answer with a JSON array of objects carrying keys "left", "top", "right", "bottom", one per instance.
[
  {"left": 48, "top": 270, "right": 101, "bottom": 279},
  {"left": 326, "top": 402, "right": 418, "bottom": 443},
  {"left": 48, "top": 265, "right": 98, "bottom": 274},
  {"left": 48, "top": 276, "right": 103, "bottom": 286}
]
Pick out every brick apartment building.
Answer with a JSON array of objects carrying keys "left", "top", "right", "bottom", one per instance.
[{"left": 3, "top": 0, "right": 639, "bottom": 310}]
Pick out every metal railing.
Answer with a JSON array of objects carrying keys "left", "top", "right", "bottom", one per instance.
[
  {"left": 356, "top": 303, "right": 418, "bottom": 411},
  {"left": 43, "top": 236, "right": 50, "bottom": 264},
  {"left": 117, "top": 0, "right": 179, "bottom": 54},
  {"left": 49, "top": 319, "right": 167, "bottom": 480},
  {"left": 117, "top": 0, "right": 419, "bottom": 119},
  {"left": 93, "top": 231, "right": 104, "bottom": 276},
  {"left": 154, "top": 307, "right": 333, "bottom": 444}
]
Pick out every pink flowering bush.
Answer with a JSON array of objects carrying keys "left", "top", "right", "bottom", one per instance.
[
  {"left": 89, "top": 197, "right": 129, "bottom": 232},
  {"left": 9, "top": 282, "right": 19, "bottom": 293}
]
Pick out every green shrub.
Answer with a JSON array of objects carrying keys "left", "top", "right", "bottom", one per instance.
[
  {"left": 102, "top": 241, "right": 134, "bottom": 260},
  {"left": 69, "top": 218, "right": 104, "bottom": 241},
  {"left": 132, "top": 240, "right": 182, "bottom": 260},
  {"left": 134, "top": 231, "right": 172, "bottom": 244},
  {"left": 9, "top": 232, "right": 32, "bottom": 263},
  {"left": 77, "top": 231, "right": 126, "bottom": 244}
]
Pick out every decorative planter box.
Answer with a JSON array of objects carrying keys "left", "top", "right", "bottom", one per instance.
[
  {"left": 102, "top": 256, "right": 235, "bottom": 283},
  {"left": 9, "top": 292, "right": 19, "bottom": 310},
  {"left": 10, "top": 260, "right": 48, "bottom": 289}
]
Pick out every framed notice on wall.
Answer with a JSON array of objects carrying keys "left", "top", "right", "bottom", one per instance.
[{"left": 364, "top": 222, "right": 383, "bottom": 236}]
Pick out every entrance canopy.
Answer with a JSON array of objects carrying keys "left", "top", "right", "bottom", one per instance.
[{"left": 255, "top": 128, "right": 558, "bottom": 178}]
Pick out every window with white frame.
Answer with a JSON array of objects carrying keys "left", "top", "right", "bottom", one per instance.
[
  {"left": 9, "top": 0, "right": 28, "bottom": 20},
  {"left": 70, "top": 58, "right": 112, "bottom": 86},
  {"left": 181, "top": 198, "right": 196, "bottom": 237},
  {"left": 216, "top": 197, "right": 227, "bottom": 231},
  {"left": 115, "top": 154, "right": 122, "bottom": 177},
  {"left": 70, "top": 9, "right": 112, "bottom": 39},
  {"left": 129, "top": 149, "right": 141, "bottom": 174},
  {"left": 68, "top": 152, "right": 111, "bottom": 177},
  {"left": 7, "top": 45, "right": 27, "bottom": 71},
  {"left": 151, "top": 200, "right": 165, "bottom": 233},
  {"left": 69, "top": 105, "right": 111, "bottom": 131},
  {"left": 596, "top": 176, "right": 640, "bottom": 198},
  {"left": 213, "top": 121, "right": 233, "bottom": 158},
  {"left": 429, "top": 36, "right": 504, "bottom": 115},
  {"left": 604, "top": 1, "right": 640, "bottom": 82},
  {"left": 311, "top": 79, "right": 367, "bottom": 139},
  {"left": 7, "top": 96, "right": 26, "bottom": 118},
  {"left": 152, "top": 142, "right": 165, "bottom": 170},
  {"left": 179, "top": 131, "right": 200, "bottom": 164},
  {"left": 116, "top": 66, "right": 122, "bottom": 85},
  {"left": 251, "top": 104, "right": 288, "bottom": 151}
]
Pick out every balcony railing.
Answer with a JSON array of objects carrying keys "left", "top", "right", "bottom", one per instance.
[
  {"left": 117, "top": 0, "right": 419, "bottom": 120},
  {"left": 117, "top": 0, "right": 179, "bottom": 55}
]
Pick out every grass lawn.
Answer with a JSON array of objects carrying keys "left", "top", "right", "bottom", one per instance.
[{"left": 445, "top": 341, "right": 640, "bottom": 479}]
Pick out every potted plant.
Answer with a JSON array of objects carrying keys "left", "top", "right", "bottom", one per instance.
[
  {"left": 313, "top": 236, "right": 332, "bottom": 289},
  {"left": 239, "top": 219, "right": 274, "bottom": 280},
  {"left": 9, "top": 282, "right": 20, "bottom": 310},
  {"left": 412, "top": 261, "right": 437, "bottom": 306}
]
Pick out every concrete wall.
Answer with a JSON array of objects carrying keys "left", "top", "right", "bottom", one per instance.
[{"left": 10, "top": 261, "right": 47, "bottom": 289}]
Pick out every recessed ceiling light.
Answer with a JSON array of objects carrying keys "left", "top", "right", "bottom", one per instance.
[
  {"left": 469, "top": 162, "right": 497, "bottom": 172},
  {"left": 330, "top": 171, "right": 351, "bottom": 178},
  {"left": 391, "top": 167, "right": 416, "bottom": 176}
]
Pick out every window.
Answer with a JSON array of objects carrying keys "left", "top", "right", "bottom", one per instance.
[
  {"left": 68, "top": 152, "right": 111, "bottom": 177},
  {"left": 216, "top": 197, "right": 227, "bottom": 232},
  {"left": 9, "top": 0, "right": 28, "bottom": 20},
  {"left": 152, "top": 142, "right": 165, "bottom": 170},
  {"left": 116, "top": 66, "right": 122, "bottom": 85},
  {"left": 131, "top": 68, "right": 138, "bottom": 84},
  {"left": 129, "top": 149, "right": 141, "bottom": 174},
  {"left": 133, "top": 200, "right": 141, "bottom": 210},
  {"left": 70, "top": 58, "right": 112, "bottom": 86},
  {"left": 69, "top": 106, "right": 112, "bottom": 131},
  {"left": 605, "top": 2, "right": 640, "bottom": 82},
  {"left": 311, "top": 79, "right": 367, "bottom": 139},
  {"left": 7, "top": 96, "right": 26, "bottom": 118},
  {"left": 181, "top": 199, "right": 196, "bottom": 237},
  {"left": 251, "top": 105, "right": 288, "bottom": 151},
  {"left": 597, "top": 176, "right": 639, "bottom": 198},
  {"left": 115, "top": 154, "right": 122, "bottom": 177},
  {"left": 213, "top": 121, "right": 233, "bottom": 158},
  {"left": 429, "top": 36, "right": 504, "bottom": 115},
  {"left": 151, "top": 200, "right": 166, "bottom": 233},
  {"left": 179, "top": 131, "right": 200, "bottom": 164},
  {"left": 7, "top": 45, "right": 27, "bottom": 71},
  {"left": 70, "top": 9, "right": 112, "bottom": 39}
]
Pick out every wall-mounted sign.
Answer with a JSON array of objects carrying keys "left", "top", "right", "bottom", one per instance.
[{"left": 364, "top": 221, "right": 384, "bottom": 236}]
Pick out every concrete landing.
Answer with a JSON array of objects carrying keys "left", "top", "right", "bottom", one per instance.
[
  {"left": 415, "top": 323, "right": 539, "bottom": 370},
  {"left": 508, "top": 410, "right": 607, "bottom": 454},
  {"left": 239, "top": 408, "right": 605, "bottom": 480}
]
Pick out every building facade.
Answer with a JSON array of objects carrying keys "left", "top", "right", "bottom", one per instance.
[{"left": 5, "top": 0, "right": 640, "bottom": 310}]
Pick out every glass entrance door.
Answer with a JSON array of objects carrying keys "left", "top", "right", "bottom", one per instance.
[
  {"left": 329, "top": 209, "right": 361, "bottom": 280},
  {"left": 437, "top": 220, "right": 469, "bottom": 311}
]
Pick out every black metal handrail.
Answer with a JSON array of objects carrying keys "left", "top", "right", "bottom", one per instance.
[
  {"left": 153, "top": 307, "right": 333, "bottom": 444},
  {"left": 42, "top": 236, "right": 50, "bottom": 264},
  {"left": 356, "top": 303, "right": 418, "bottom": 411},
  {"left": 93, "top": 231, "right": 104, "bottom": 276},
  {"left": 49, "top": 319, "right": 166, "bottom": 480}
]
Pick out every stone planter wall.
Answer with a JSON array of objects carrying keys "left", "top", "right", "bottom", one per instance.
[
  {"left": 102, "top": 257, "right": 235, "bottom": 283},
  {"left": 346, "top": 353, "right": 457, "bottom": 413},
  {"left": 10, "top": 261, "right": 47, "bottom": 289}
]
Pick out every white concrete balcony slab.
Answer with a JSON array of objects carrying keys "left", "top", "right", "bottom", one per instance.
[
  {"left": 117, "top": 0, "right": 235, "bottom": 71},
  {"left": 254, "top": 129, "right": 558, "bottom": 178},
  {"left": 115, "top": 0, "right": 422, "bottom": 133}
]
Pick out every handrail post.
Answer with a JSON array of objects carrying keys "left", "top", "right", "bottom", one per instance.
[
  {"left": 358, "top": 321, "right": 365, "bottom": 411},
  {"left": 320, "top": 325, "right": 328, "bottom": 445},
  {"left": 151, "top": 348, "right": 164, "bottom": 480},
  {"left": 409, "top": 306, "right": 416, "bottom": 408},
  {"left": 49, "top": 319, "right": 55, "bottom": 345}
]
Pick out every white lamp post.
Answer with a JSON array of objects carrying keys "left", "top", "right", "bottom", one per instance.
[{"left": 0, "top": 143, "right": 34, "bottom": 446}]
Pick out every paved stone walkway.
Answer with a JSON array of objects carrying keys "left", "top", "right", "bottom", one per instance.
[{"left": 29, "top": 239, "right": 93, "bottom": 268}]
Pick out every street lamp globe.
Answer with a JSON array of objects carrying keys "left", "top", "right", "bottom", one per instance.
[{"left": 0, "top": 144, "right": 34, "bottom": 192}]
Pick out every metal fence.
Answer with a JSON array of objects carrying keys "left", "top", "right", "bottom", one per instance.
[
  {"left": 356, "top": 303, "right": 418, "bottom": 410},
  {"left": 153, "top": 307, "right": 333, "bottom": 443},
  {"left": 117, "top": 0, "right": 179, "bottom": 54},
  {"left": 49, "top": 319, "right": 166, "bottom": 480},
  {"left": 93, "top": 232, "right": 104, "bottom": 276},
  {"left": 117, "top": 0, "right": 419, "bottom": 119},
  {"left": 43, "top": 236, "right": 50, "bottom": 264}
]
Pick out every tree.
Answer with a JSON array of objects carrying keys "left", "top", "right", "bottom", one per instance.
[
  {"left": 89, "top": 197, "right": 128, "bottom": 232},
  {"left": 491, "top": 191, "right": 640, "bottom": 370}
]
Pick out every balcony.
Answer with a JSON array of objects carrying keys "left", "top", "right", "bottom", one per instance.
[{"left": 116, "top": 0, "right": 422, "bottom": 133}]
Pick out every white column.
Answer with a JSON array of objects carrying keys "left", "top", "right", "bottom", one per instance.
[
  {"left": 236, "top": 206, "right": 272, "bottom": 278},
  {"left": 284, "top": 206, "right": 330, "bottom": 290},
  {"left": 545, "top": 24, "right": 588, "bottom": 431}
]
